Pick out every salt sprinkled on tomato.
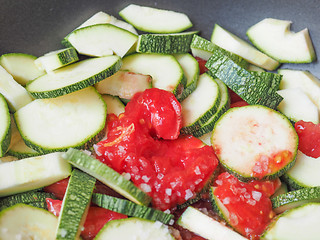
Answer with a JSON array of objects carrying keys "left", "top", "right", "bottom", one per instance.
[
  {"left": 213, "top": 172, "right": 275, "bottom": 240},
  {"left": 95, "top": 88, "right": 218, "bottom": 210}
]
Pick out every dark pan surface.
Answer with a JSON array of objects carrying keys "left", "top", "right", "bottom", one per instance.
[{"left": 0, "top": 0, "right": 319, "bottom": 76}]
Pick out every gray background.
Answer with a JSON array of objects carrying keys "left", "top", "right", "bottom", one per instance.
[{"left": 0, "top": 0, "right": 319, "bottom": 77}]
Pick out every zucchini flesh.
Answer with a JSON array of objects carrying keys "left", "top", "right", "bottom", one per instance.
[
  {"left": 119, "top": 4, "right": 192, "bottom": 33},
  {"left": 26, "top": 55, "right": 122, "bottom": 99},
  {"left": 35, "top": 47, "right": 79, "bottom": 72},
  {"left": 95, "top": 70, "right": 152, "bottom": 100},
  {"left": 261, "top": 203, "right": 320, "bottom": 240},
  {"left": 0, "top": 152, "right": 71, "bottom": 197},
  {"left": 283, "top": 151, "right": 320, "bottom": 189},
  {"left": 211, "top": 105, "right": 298, "bottom": 181},
  {"left": 101, "top": 94, "right": 125, "bottom": 116},
  {"left": 64, "top": 24, "right": 138, "bottom": 58},
  {"left": 56, "top": 169, "right": 96, "bottom": 240},
  {"left": 174, "top": 53, "right": 200, "bottom": 101},
  {"left": 121, "top": 53, "right": 185, "bottom": 97},
  {"left": 247, "top": 18, "right": 316, "bottom": 63},
  {"left": 177, "top": 206, "right": 248, "bottom": 240},
  {"left": 0, "top": 66, "right": 33, "bottom": 112},
  {"left": 63, "top": 148, "right": 152, "bottom": 206},
  {"left": 211, "top": 24, "right": 279, "bottom": 70},
  {"left": 0, "top": 94, "right": 10, "bottom": 157},
  {"left": 95, "top": 217, "right": 174, "bottom": 240},
  {"left": 181, "top": 73, "right": 221, "bottom": 135},
  {"left": 0, "top": 53, "right": 45, "bottom": 86},
  {"left": 0, "top": 204, "right": 58, "bottom": 240},
  {"left": 14, "top": 87, "right": 107, "bottom": 153},
  {"left": 92, "top": 193, "right": 174, "bottom": 224}
]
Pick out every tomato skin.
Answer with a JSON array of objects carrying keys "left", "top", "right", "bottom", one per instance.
[
  {"left": 46, "top": 198, "right": 127, "bottom": 240},
  {"left": 295, "top": 120, "right": 320, "bottom": 158},
  {"left": 43, "top": 178, "right": 69, "bottom": 200},
  {"left": 194, "top": 57, "right": 208, "bottom": 74},
  {"left": 96, "top": 89, "right": 219, "bottom": 210},
  {"left": 213, "top": 172, "right": 275, "bottom": 240},
  {"left": 230, "top": 100, "right": 249, "bottom": 108},
  {"left": 125, "top": 88, "right": 182, "bottom": 140}
]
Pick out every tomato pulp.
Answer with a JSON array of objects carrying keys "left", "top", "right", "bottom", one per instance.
[
  {"left": 213, "top": 172, "right": 276, "bottom": 240},
  {"left": 95, "top": 88, "right": 219, "bottom": 210}
]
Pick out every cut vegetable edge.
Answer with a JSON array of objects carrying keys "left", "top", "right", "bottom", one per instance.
[
  {"left": 26, "top": 55, "right": 122, "bottom": 99},
  {"left": 0, "top": 94, "right": 11, "bottom": 157},
  {"left": 0, "top": 203, "right": 58, "bottom": 239},
  {"left": 177, "top": 206, "right": 248, "bottom": 240},
  {"left": 63, "top": 148, "right": 152, "bottom": 206},
  {"left": 119, "top": 4, "right": 192, "bottom": 33},
  {"left": 247, "top": 18, "right": 316, "bottom": 63},
  {"left": 211, "top": 105, "right": 298, "bottom": 181},
  {"left": 95, "top": 217, "right": 174, "bottom": 240},
  {"left": 211, "top": 23, "right": 279, "bottom": 70}
]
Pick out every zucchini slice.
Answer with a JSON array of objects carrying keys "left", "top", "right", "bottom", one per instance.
[
  {"left": 271, "top": 187, "right": 320, "bottom": 214},
  {"left": 121, "top": 53, "right": 185, "bottom": 97},
  {"left": 0, "top": 53, "right": 45, "bottom": 86},
  {"left": 101, "top": 94, "right": 125, "bottom": 116},
  {"left": 15, "top": 87, "right": 107, "bottom": 153},
  {"left": 177, "top": 206, "right": 247, "bottom": 240},
  {"left": 64, "top": 24, "right": 138, "bottom": 58},
  {"left": 63, "top": 148, "right": 152, "bottom": 206},
  {"left": 0, "top": 94, "right": 10, "bottom": 157},
  {"left": 92, "top": 193, "right": 173, "bottom": 224},
  {"left": 247, "top": 18, "right": 316, "bottom": 63},
  {"left": 56, "top": 169, "right": 96, "bottom": 240},
  {"left": 0, "top": 204, "right": 58, "bottom": 240},
  {"left": 0, "top": 152, "right": 71, "bottom": 197},
  {"left": 174, "top": 53, "right": 200, "bottom": 101},
  {"left": 0, "top": 66, "right": 33, "bottom": 112},
  {"left": 283, "top": 151, "right": 320, "bottom": 189},
  {"left": 119, "top": 4, "right": 192, "bottom": 33},
  {"left": 95, "top": 217, "right": 174, "bottom": 240},
  {"left": 181, "top": 73, "right": 221, "bottom": 135},
  {"left": 35, "top": 47, "right": 79, "bottom": 72},
  {"left": 26, "top": 55, "right": 121, "bottom": 99},
  {"left": 261, "top": 203, "right": 320, "bottom": 240},
  {"left": 211, "top": 105, "right": 298, "bottom": 181},
  {"left": 95, "top": 70, "right": 152, "bottom": 100},
  {"left": 136, "top": 31, "right": 198, "bottom": 54},
  {"left": 277, "top": 88, "right": 319, "bottom": 124},
  {"left": 211, "top": 24, "right": 279, "bottom": 70}
]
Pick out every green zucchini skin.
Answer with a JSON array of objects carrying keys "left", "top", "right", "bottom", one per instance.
[
  {"left": 137, "top": 31, "right": 199, "bottom": 54},
  {"left": 0, "top": 93, "right": 11, "bottom": 157},
  {"left": 92, "top": 193, "right": 174, "bottom": 224},
  {"left": 27, "top": 56, "right": 122, "bottom": 99},
  {"left": 56, "top": 169, "right": 96, "bottom": 240}
]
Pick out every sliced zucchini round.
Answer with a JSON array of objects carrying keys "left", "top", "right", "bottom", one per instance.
[
  {"left": 26, "top": 55, "right": 122, "bottom": 99},
  {"left": 95, "top": 217, "right": 174, "bottom": 240},
  {"left": 121, "top": 53, "right": 185, "bottom": 97},
  {"left": 211, "top": 105, "right": 298, "bottom": 181},
  {"left": 0, "top": 204, "right": 57, "bottom": 240},
  {"left": 0, "top": 94, "right": 10, "bottom": 157},
  {"left": 101, "top": 94, "right": 125, "bottom": 116},
  {"left": 119, "top": 4, "right": 192, "bottom": 33},
  {"left": 15, "top": 87, "right": 107, "bottom": 153}
]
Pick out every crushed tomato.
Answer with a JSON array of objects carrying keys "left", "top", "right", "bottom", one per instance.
[
  {"left": 95, "top": 88, "right": 218, "bottom": 210},
  {"left": 213, "top": 172, "right": 275, "bottom": 240},
  {"left": 46, "top": 198, "right": 127, "bottom": 240}
]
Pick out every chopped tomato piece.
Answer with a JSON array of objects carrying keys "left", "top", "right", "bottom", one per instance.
[
  {"left": 194, "top": 57, "right": 208, "bottom": 74},
  {"left": 125, "top": 88, "right": 182, "bottom": 140},
  {"left": 43, "top": 178, "right": 69, "bottom": 200},
  {"left": 96, "top": 88, "right": 219, "bottom": 210},
  {"left": 46, "top": 198, "right": 127, "bottom": 240},
  {"left": 230, "top": 100, "right": 249, "bottom": 108},
  {"left": 213, "top": 172, "right": 275, "bottom": 240},
  {"left": 295, "top": 120, "right": 320, "bottom": 158},
  {"left": 228, "top": 88, "right": 244, "bottom": 104}
]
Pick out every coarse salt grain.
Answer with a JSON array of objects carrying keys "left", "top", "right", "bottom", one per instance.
[
  {"left": 252, "top": 191, "right": 262, "bottom": 201},
  {"left": 122, "top": 172, "right": 131, "bottom": 180},
  {"left": 185, "top": 189, "right": 193, "bottom": 200},
  {"left": 140, "top": 183, "right": 151, "bottom": 193},
  {"left": 93, "top": 144, "right": 102, "bottom": 156},
  {"left": 194, "top": 166, "right": 201, "bottom": 175},
  {"left": 142, "top": 175, "right": 150, "bottom": 183},
  {"left": 165, "top": 188, "right": 172, "bottom": 196}
]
